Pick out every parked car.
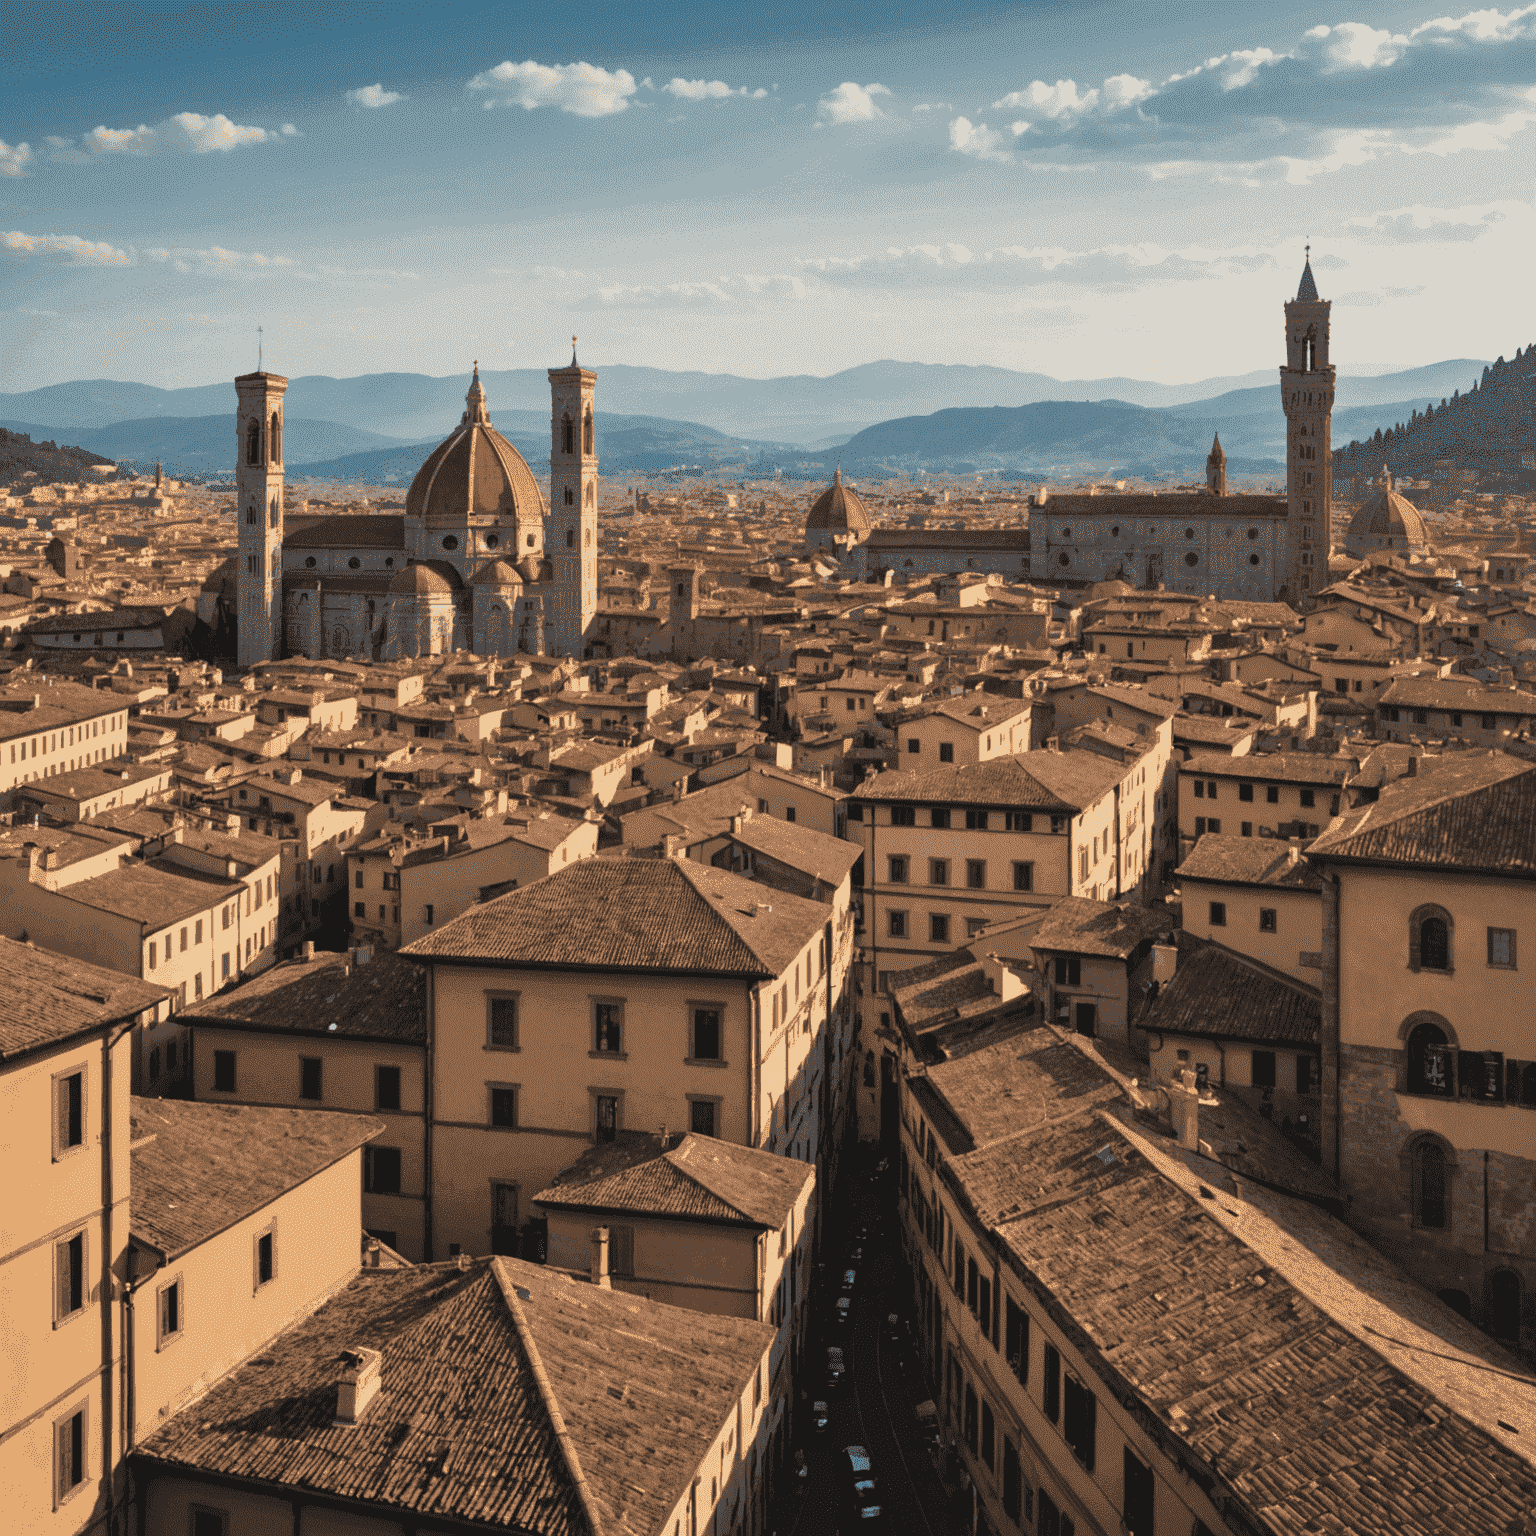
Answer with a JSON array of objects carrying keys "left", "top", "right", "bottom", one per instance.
[
  {"left": 834, "top": 1296, "right": 851, "bottom": 1325},
  {"left": 847, "top": 1475, "right": 883, "bottom": 1526},
  {"left": 842, "top": 1445, "right": 873, "bottom": 1480},
  {"left": 812, "top": 1400, "right": 830, "bottom": 1434},
  {"left": 841, "top": 1268, "right": 857, "bottom": 1292},
  {"left": 826, "top": 1346, "right": 847, "bottom": 1389}
]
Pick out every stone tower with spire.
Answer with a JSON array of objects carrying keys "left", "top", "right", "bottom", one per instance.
[
  {"left": 235, "top": 369, "right": 288, "bottom": 667},
  {"left": 1280, "top": 251, "right": 1335, "bottom": 603},
  {"left": 1206, "top": 434, "right": 1227, "bottom": 497},
  {"left": 546, "top": 338, "right": 598, "bottom": 657}
]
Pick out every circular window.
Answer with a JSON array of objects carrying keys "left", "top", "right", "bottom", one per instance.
[
  {"left": 485, "top": 533, "right": 499, "bottom": 549},
  {"left": 442, "top": 535, "right": 459, "bottom": 551},
  {"left": 1060, "top": 528, "right": 1071, "bottom": 538},
  {"left": 1058, "top": 552, "right": 1070, "bottom": 566},
  {"left": 1249, "top": 553, "right": 1261, "bottom": 566},
  {"left": 1247, "top": 527, "right": 1259, "bottom": 540},
  {"left": 348, "top": 557, "right": 361, "bottom": 570},
  {"left": 1185, "top": 552, "right": 1199, "bottom": 567},
  {"left": 1184, "top": 527, "right": 1195, "bottom": 539},
  {"left": 304, "top": 556, "right": 317, "bottom": 568}
]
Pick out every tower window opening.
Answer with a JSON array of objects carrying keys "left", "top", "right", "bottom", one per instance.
[
  {"left": 246, "top": 507, "right": 257, "bottom": 525},
  {"left": 564, "top": 487, "right": 574, "bottom": 506},
  {"left": 245, "top": 418, "right": 262, "bottom": 465},
  {"left": 562, "top": 414, "right": 574, "bottom": 455},
  {"left": 270, "top": 498, "right": 279, "bottom": 528},
  {"left": 270, "top": 410, "right": 282, "bottom": 462},
  {"left": 566, "top": 529, "right": 574, "bottom": 547},
  {"left": 583, "top": 408, "right": 594, "bottom": 454}
]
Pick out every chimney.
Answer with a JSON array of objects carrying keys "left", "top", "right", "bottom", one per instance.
[
  {"left": 42, "top": 846, "right": 59, "bottom": 873},
  {"left": 590, "top": 1226, "right": 612, "bottom": 1289},
  {"left": 672, "top": 778, "right": 686, "bottom": 803},
  {"left": 1151, "top": 943, "right": 1178, "bottom": 986},
  {"left": 302, "top": 940, "right": 315, "bottom": 961},
  {"left": 1287, "top": 839, "right": 1301, "bottom": 866},
  {"left": 662, "top": 832, "right": 684, "bottom": 859},
  {"left": 365, "top": 1238, "right": 382, "bottom": 1269},
  {"left": 658, "top": 1123, "right": 667, "bottom": 1146},
  {"left": 1045, "top": 735, "right": 1060, "bottom": 753},
  {"left": 1168, "top": 1067, "right": 1201, "bottom": 1152},
  {"left": 333, "top": 1347, "right": 383, "bottom": 1426},
  {"left": 730, "top": 805, "right": 752, "bottom": 835},
  {"left": 1405, "top": 755, "right": 1417, "bottom": 778}
]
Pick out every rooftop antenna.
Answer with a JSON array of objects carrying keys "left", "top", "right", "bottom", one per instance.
[{"left": 258, "top": 326, "right": 264, "bottom": 372}]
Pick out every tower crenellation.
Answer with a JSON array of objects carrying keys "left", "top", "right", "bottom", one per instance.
[
  {"left": 234, "top": 370, "right": 288, "bottom": 668},
  {"left": 547, "top": 337, "right": 598, "bottom": 657},
  {"left": 1279, "top": 251, "right": 1334, "bottom": 603}
]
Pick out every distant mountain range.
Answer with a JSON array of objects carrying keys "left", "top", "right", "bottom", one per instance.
[{"left": 0, "top": 355, "right": 1501, "bottom": 483}]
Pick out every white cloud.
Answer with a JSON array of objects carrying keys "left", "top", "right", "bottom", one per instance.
[
  {"left": 1, "top": 230, "right": 131, "bottom": 266},
  {"left": 282, "top": 124, "right": 300, "bottom": 136},
  {"left": 593, "top": 273, "right": 805, "bottom": 308},
  {"left": 949, "top": 117, "right": 1012, "bottom": 162},
  {"left": 817, "top": 82, "right": 891, "bottom": 125},
  {"left": 467, "top": 59, "right": 639, "bottom": 117},
  {"left": 140, "top": 244, "right": 296, "bottom": 275},
  {"left": 51, "top": 112, "right": 275, "bottom": 160},
  {"left": 659, "top": 78, "right": 768, "bottom": 101},
  {"left": 345, "top": 84, "right": 403, "bottom": 109},
  {"left": 993, "top": 74, "right": 1152, "bottom": 121},
  {"left": 0, "top": 140, "right": 33, "bottom": 177}
]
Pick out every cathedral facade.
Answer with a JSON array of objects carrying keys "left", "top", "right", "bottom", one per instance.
[{"left": 228, "top": 352, "right": 598, "bottom": 666}]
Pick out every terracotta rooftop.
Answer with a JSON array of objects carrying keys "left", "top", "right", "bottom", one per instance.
[
  {"left": 1142, "top": 938, "right": 1320, "bottom": 1047},
  {"left": 1175, "top": 833, "right": 1323, "bottom": 891},
  {"left": 0, "top": 936, "right": 168, "bottom": 1062},
  {"left": 856, "top": 748, "right": 1125, "bottom": 812},
  {"left": 982, "top": 894, "right": 1175, "bottom": 958}
]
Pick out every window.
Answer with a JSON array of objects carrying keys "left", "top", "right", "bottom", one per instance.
[
  {"left": 1416, "top": 1141, "right": 1448, "bottom": 1229},
  {"left": 931, "top": 807, "right": 951, "bottom": 829},
  {"left": 53, "top": 1067, "right": 85, "bottom": 1160},
  {"left": 965, "top": 809, "right": 989, "bottom": 830},
  {"left": 929, "top": 913, "right": 950, "bottom": 945},
  {"left": 364, "top": 1146, "right": 402, "bottom": 1194},
  {"left": 1005, "top": 1296, "right": 1029, "bottom": 1382},
  {"left": 1266, "top": 784, "right": 1279, "bottom": 804},
  {"left": 1002, "top": 1438, "right": 1022, "bottom": 1520},
  {"left": 929, "top": 858, "right": 949, "bottom": 886},
  {"left": 938, "top": 741, "right": 954, "bottom": 763},
  {"left": 147, "top": 941, "right": 157, "bottom": 971},
  {"left": 1123, "top": 1448, "right": 1155, "bottom": 1536},
  {"left": 424, "top": 904, "right": 435, "bottom": 925},
  {"left": 1062, "top": 1374, "right": 1096, "bottom": 1470},
  {"left": 54, "top": 1402, "right": 88, "bottom": 1507},
  {"left": 1012, "top": 861, "right": 1034, "bottom": 893},
  {"left": 691, "top": 1007, "right": 722, "bottom": 1060},
  {"left": 1206, "top": 817, "right": 1222, "bottom": 834},
  {"left": 1193, "top": 781, "right": 1204, "bottom": 799},
  {"left": 887, "top": 855, "right": 909, "bottom": 884},
  {"left": 491, "top": 1182, "right": 520, "bottom": 1256},
  {"left": 594, "top": 1000, "right": 623, "bottom": 1054},
  {"left": 1251, "top": 1050, "right": 1276, "bottom": 1088},
  {"left": 1005, "top": 811, "right": 1032, "bottom": 832},
  {"left": 963, "top": 1384, "right": 979, "bottom": 1455},
  {"left": 1054, "top": 955, "right": 1081, "bottom": 987},
  {"left": 254, "top": 1227, "right": 276, "bottom": 1289},
  {"left": 1488, "top": 1269, "right": 1522, "bottom": 1341},
  {"left": 490, "top": 1086, "right": 518, "bottom": 1127},
  {"left": 888, "top": 909, "right": 908, "bottom": 939},
  {"left": 213, "top": 1050, "right": 236, "bottom": 1093},
  {"left": 1483, "top": 713, "right": 1497, "bottom": 730},
  {"left": 1410, "top": 906, "right": 1453, "bottom": 973},
  {"left": 1259, "top": 907, "right": 1277, "bottom": 933},
  {"left": 907, "top": 738, "right": 920, "bottom": 754},
  {"left": 1239, "top": 782, "right": 1254, "bottom": 802},
  {"left": 154, "top": 1273, "right": 183, "bottom": 1349},
  {"left": 149, "top": 1046, "right": 161, "bottom": 1081},
  {"left": 1488, "top": 928, "right": 1517, "bottom": 969},
  {"left": 375, "top": 1065, "right": 401, "bottom": 1111},
  {"left": 981, "top": 1399, "right": 995, "bottom": 1469},
  {"left": 966, "top": 859, "right": 986, "bottom": 890},
  {"left": 595, "top": 1094, "right": 619, "bottom": 1142},
  {"left": 1299, "top": 788, "right": 1316, "bottom": 808},
  {"left": 354, "top": 901, "right": 366, "bottom": 918},
  {"left": 55, "top": 1230, "right": 86, "bottom": 1324},
  {"left": 690, "top": 1098, "right": 718, "bottom": 1136},
  {"left": 1038, "top": 1491, "right": 1072, "bottom": 1536},
  {"left": 891, "top": 805, "right": 916, "bottom": 826},
  {"left": 1042, "top": 1342, "right": 1060, "bottom": 1422},
  {"left": 1209, "top": 901, "right": 1227, "bottom": 927},
  {"left": 967, "top": 1256, "right": 979, "bottom": 1312},
  {"left": 487, "top": 995, "right": 519, "bottom": 1050},
  {"left": 1241, "top": 821, "right": 1253, "bottom": 838},
  {"left": 1406, "top": 1019, "right": 1454, "bottom": 1096},
  {"left": 299, "top": 1056, "right": 322, "bottom": 1101}
]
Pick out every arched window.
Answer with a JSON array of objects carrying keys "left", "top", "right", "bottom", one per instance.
[
  {"left": 1487, "top": 1270, "right": 1522, "bottom": 1340},
  {"left": 566, "top": 529, "right": 574, "bottom": 548},
  {"left": 562, "top": 414, "right": 574, "bottom": 455},
  {"left": 1415, "top": 1140, "right": 1448, "bottom": 1229},
  {"left": 246, "top": 506, "right": 257, "bottom": 525},
  {"left": 1409, "top": 905, "right": 1454, "bottom": 972},
  {"left": 564, "top": 487, "right": 574, "bottom": 506},
  {"left": 269, "top": 498, "right": 279, "bottom": 528},
  {"left": 585, "top": 481, "right": 594, "bottom": 506},
  {"left": 270, "top": 410, "right": 282, "bottom": 463},
  {"left": 245, "top": 417, "right": 262, "bottom": 466},
  {"left": 583, "top": 408, "right": 594, "bottom": 454},
  {"left": 1405, "top": 1018, "right": 1455, "bottom": 1096}
]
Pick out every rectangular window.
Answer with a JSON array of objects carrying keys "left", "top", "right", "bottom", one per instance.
[
  {"left": 491, "top": 1182, "right": 520, "bottom": 1255},
  {"left": 254, "top": 1228, "right": 275, "bottom": 1289},
  {"left": 147, "top": 941, "right": 157, "bottom": 971},
  {"left": 1002, "top": 1438, "right": 1022, "bottom": 1520},
  {"left": 364, "top": 1145, "right": 402, "bottom": 1194},
  {"left": 608, "top": 1223, "right": 636, "bottom": 1277},
  {"left": 963, "top": 1384, "right": 979, "bottom": 1454},
  {"left": 299, "top": 1056, "right": 322, "bottom": 1101},
  {"left": 1483, "top": 713, "right": 1497, "bottom": 730},
  {"left": 888, "top": 909, "right": 908, "bottom": 939},
  {"left": 1488, "top": 928, "right": 1517, "bottom": 969},
  {"left": 690, "top": 1098, "right": 718, "bottom": 1137},
  {"left": 1054, "top": 955, "right": 1081, "bottom": 987},
  {"left": 1239, "top": 782, "right": 1254, "bottom": 802},
  {"left": 1299, "top": 788, "right": 1316, "bottom": 808},
  {"left": 691, "top": 1007, "right": 722, "bottom": 1060},
  {"left": 887, "top": 855, "right": 909, "bottom": 884},
  {"left": 931, "top": 807, "right": 951, "bottom": 829},
  {"left": 927, "top": 856, "right": 949, "bottom": 886},
  {"left": 595, "top": 1094, "right": 619, "bottom": 1142},
  {"left": 1063, "top": 1375, "right": 1096, "bottom": 1470},
  {"left": 1042, "top": 1342, "right": 1060, "bottom": 1423},
  {"left": 594, "top": 1000, "right": 623, "bottom": 1054},
  {"left": 965, "top": 809, "right": 989, "bottom": 830},
  {"left": 158, "top": 1277, "right": 183, "bottom": 1347},
  {"left": 1252, "top": 1050, "right": 1277, "bottom": 1088},
  {"left": 1123, "top": 1448, "right": 1155, "bottom": 1536},
  {"left": 354, "top": 902, "right": 366, "bottom": 918},
  {"left": 1005, "top": 811, "right": 1032, "bottom": 832},
  {"left": 967, "top": 1256, "right": 979, "bottom": 1312},
  {"left": 938, "top": 742, "right": 954, "bottom": 763},
  {"left": 54, "top": 1403, "right": 87, "bottom": 1507},
  {"left": 1207, "top": 818, "right": 1222, "bottom": 834},
  {"left": 54, "top": 1067, "right": 85, "bottom": 1160},
  {"left": 981, "top": 1399, "right": 995, "bottom": 1469},
  {"left": 1012, "top": 861, "right": 1033, "bottom": 892},
  {"left": 1206, "top": 781, "right": 1218, "bottom": 798},
  {"left": 1266, "top": 784, "right": 1279, "bottom": 804},
  {"left": 977, "top": 1274, "right": 992, "bottom": 1343},
  {"left": 1241, "top": 821, "right": 1253, "bottom": 837},
  {"left": 929, "top": 913, "right": 950, "bottom": 945},
  {"left": 1195, "top": 816, "right": 1207, "bottom": 837},
  {"left": 1209, "top": 901, "right": 1227, "bottom": 927},
  {"left": 212, "top": 1050, "right": 236, "bottom": 1093},
  {"left": 179, "top": 926, "right": 188, "bottom": 953},
  {"left": 1259, "top": 907, "right": 1277, "bottom": 933},
  {"left": 490, "top": 1086, "right": 518, "bottom": 1127},
  {"left": 1005, "top": 1296, "right": 1029, "bottom": 1382},
  {"left": 891, "top": 805, "right": 915, "bottom": 826},
  {"left": 55, "top": 1230, "right": 86, "bottom": 1323},
  {"left": 487, "top": 995, "right": 519, "bottom": 1050},
  {"left": 376, "top": 1065, "right": 402, "bottom": 1111},
  {"left": 966, "top": 859, "right": 986, "bottom": 890}
]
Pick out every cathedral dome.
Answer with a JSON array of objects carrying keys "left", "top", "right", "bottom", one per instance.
[
  {"left": 388, "top": 561, "right": 456, "bottom": 596},
  {"left": 406, "top": 366, "right": 546, "bottom": 527},
  {"left": 806, "top": 468, "right": 871, "bottom": 535},
  {"left": 469, "top": 558, "right": 523, "bottom": 587},
  {"left": 1347, "top": 467, "right": 1427, "bottom": 550}
]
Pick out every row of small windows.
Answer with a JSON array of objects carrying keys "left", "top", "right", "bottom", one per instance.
[
  {"left": 244, "top": 412, "right": 282, "bottom": 466},
  {"left": 861, "top": 803, "right": 1067, "bottom": 833},
  {"left": 244, "top": 499, "right": 280, "bottom": 527},
  {"left": 559, "top": 409, "right": 595, "bottom": 455},
  {"left": 886, "top": 854, "right": 1035, "bottom": 892},
  {"left": 1055, "top": 524, "right": 1262, "bottom": 541}
]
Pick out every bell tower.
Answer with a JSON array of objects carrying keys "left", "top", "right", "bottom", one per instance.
[
  {"left": 547, "top": 337, "right": 598, "bottom": 657},
  {"left": 235, "top": 369, "right": 288, "bottom": 667},
  {"left": 1280, "top": 251, "right": 1334, "bottom": 603}
]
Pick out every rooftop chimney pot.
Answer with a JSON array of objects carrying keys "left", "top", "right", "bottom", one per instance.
[
  {"left": 333, "top": 1346, "right": 383, "bottom": 1427},
  {"left": 590, "top": 1226, "right": 612, "bottom": 1289}
]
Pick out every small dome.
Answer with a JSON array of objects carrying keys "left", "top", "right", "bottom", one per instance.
[
  {"left": 806, "top": 467, "right": 871, "bottom": 534},
  {"left": 1348, "top": 467, "right": 1427, "bottom": 547},
  {"left": 407, "top": 366, "right": 546, "bottom": 527},
  {"left": 470, "top": 558, "right": 523, "bottom": 587},
  {"left": 388, "top": 561, "right": 456, "bottom": 596}
]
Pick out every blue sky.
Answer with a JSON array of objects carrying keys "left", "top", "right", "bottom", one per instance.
[{"left": 2, "top": 0, "right": 1533, "bottom": 393}]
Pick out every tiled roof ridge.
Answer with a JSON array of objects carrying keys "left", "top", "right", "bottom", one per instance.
[
  {"left": 660, "top": 1141, "right": 759, "bottom": 1222},
  {"left": 1193, "top": 935, "right": 1322, "bottom": 1000},
  {"left": 1314, "top": 758, "right": 1535, "bottom": 855},
  {"left": 490, "top": 1261, "right": 603, "bottom": 1536}
]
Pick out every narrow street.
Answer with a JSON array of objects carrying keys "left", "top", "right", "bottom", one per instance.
[{"left": 769, "top": 1149, "right": 967, "bottom": 1536}]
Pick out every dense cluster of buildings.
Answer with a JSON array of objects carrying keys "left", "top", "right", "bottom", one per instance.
[{"left": 4, "top": 260, "right": 1534, "bottom": 1536}]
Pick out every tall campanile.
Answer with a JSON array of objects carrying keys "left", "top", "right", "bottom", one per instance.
[
  {"left": 235, "top": 369, "right": 288, "bottom": 667},
  {"left": 547, "top": 338, "right": 598, "bottom": 657},
  {"left": 1279, "top": 253, "right": 1334, "bottom": 603}
]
